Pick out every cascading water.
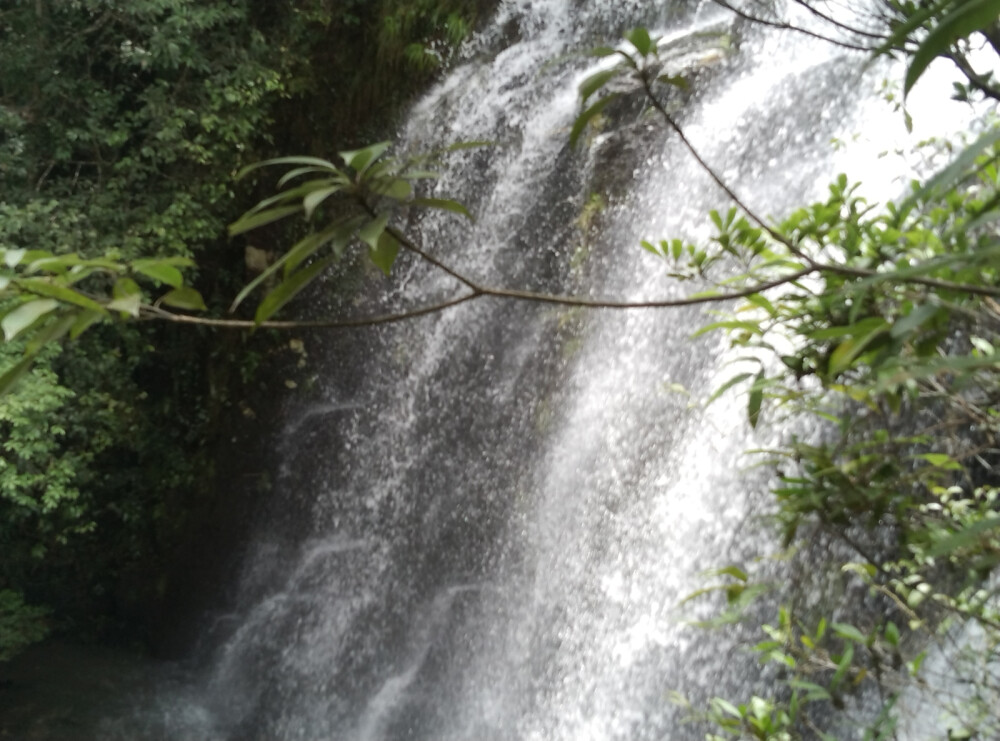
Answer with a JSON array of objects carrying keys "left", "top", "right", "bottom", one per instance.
[{"left": 101, "top": 1, "right": 970, "bottom": 738}]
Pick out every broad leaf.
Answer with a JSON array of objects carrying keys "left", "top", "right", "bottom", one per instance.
[
  {"left": 359, "top": 213, "right": 390, "bottom": 249},
  {"left": 625, "top": 27, "right": 654, "bottom": 57},
  {"left": 339, "top": 141, "right": 391, "bottom": 173},
  {"left": 370, "top": 231, "right": 400, "bottom": 276},
  {"left": 160, "top": 287, "right": 207, "bottom": 311},
  {"left": 2, "top": 299, "right": 59, "bottom": 341},
  {"left": 905, "top": 0, "right": 1000, "bottom": 94},
  {"left": 132, "top": 261, "right": 184, "bottom": 288}
]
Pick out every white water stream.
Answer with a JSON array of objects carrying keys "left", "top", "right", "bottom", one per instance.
[{"left": 101, "top": 1, "right": 976, "bottom": 738}]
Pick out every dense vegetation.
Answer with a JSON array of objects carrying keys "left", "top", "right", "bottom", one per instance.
[
  {"left": 2, "top": 0, "right": 1000, "bottom": 738},
  {"left": 0, "top": 0, "right": 491, "bottom": 659}
]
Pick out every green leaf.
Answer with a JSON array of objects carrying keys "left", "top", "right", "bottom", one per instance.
[
  {"left": 442, "top": 140, "right": 494, "bottom": 153},
  {"left": 832, "top": 622, "right": 867, "bottom": 644},
  {"left": 411, "top": 197, "right": 474, "bottom": 220},
  {"left": 709, "top": 565, "right": 748, "bottom": 582},
  {"left": 277, "top": 166, "right": 337, "bottom": 189},
  {"left": 831, "top": 644, "right": 854, "bottom": 689},
  {"left": 70, "top": 310, "right": 105, "bottom": 339},
  {"left": 905, "top": 126, "right": 1000, "bottom": 205},
  {"left": 302, "top": 186, "right": 343, "bottom": 219},
  {"left": 15, "top": 278, "right": 107, "bottom": 314},
  {"left": 890, "top": 304, "right": 942, "bottom": 339},
  {"left": 370, "top": 231, "right": 400, "bottom": 276},
  {"left": 905, "top": 0, "right": 1000, "bottom": 95},
  {"left": 2, "top": 299, "right": 59, "bottom": 341},
  {"left": 872, "top": 0, "right": 956, "bottom": 58},
  {"left": 625, "top": 27, "right": 654, "bottom": 56},
  {"left": 926, "top": 516, "right": 1000, "bottom": 557},
  {"left": 339, "top": 141, "right": 391, "bottom": 173},
  {"left": 0, "top": 356, "right": 37, "bottom": 396},
  {"left": 131, "top": 260, "right": 184, "bottom": 288},
  {"left": 747, "top": 371, "right": 765, "bottom": 429},
  {"left": 711, "top": 698, "right": 743, "bottom": 719},
  {"left": 579, "top": 68, "right": 620, "bottom": 104},
  {"left": 255, "top": 255, "right": 336, "bottom": 324},
  {"left": 3, "top": 249, "right": 27, "bottom": 268},
  {"left": 235, "top": 155, "right": 339, "bottom": 181},
  {"left": 160, "top": 287, "right": 207, "bottom": 311},
  {"left": 24, "top": 312, "right": 76, "bottom": 354},
  {"left": 230, "top": 221, "right": 354, "bottom": 313},
  {"left": 570, "top": 94, "right": 618, "bottom": 148},
  {"left": 884, "top": 621, "right": 900, "bottom": 647},
  {"left": 228, "top": 205, "right": 302, "bottom": 236},
  {"left": 828, "top": 320, "right": 889, "bottom": 376},
  {"left": 691, "top": 320, "right": 763, "bottom": 338},
  {"left": 107, "top": 293, "right": 141, "bottom": 317},
  {"left": 657, "top": 74, "right": 689, "bottom": 89},
  {"left": 588, "top": 46, "right": 619, "bottom": 58},
  {"left": 370, "top": 177, "right": 412, "bottom": 200},
  {"left": 706, "top": 372, "right": 754, "bottom": 405},
  {"left": 359, "top": 213, "right": 390, "bottom": 249}
]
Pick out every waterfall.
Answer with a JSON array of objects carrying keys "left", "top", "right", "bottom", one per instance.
[{"left": 101, "top": 1, "right": 966, "bottom": 738}]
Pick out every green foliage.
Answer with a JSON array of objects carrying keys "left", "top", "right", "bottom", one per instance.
[
  {"left": 0, "top": 590, "right": 49, "bottom": 662},
  {"left": 228, "top": 141, "right": 480, "bottom": 321},
  {"left": 0, "top": 0, "right": 496, "bottom": 659}
]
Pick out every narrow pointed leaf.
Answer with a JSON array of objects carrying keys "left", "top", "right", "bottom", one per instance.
[
  {"left": 230, "top": 220, "right": 355, "bottom": 312},
  {"left": 411, "top": 197, "right": 473, "bottom": 220},
  {"left": 747, "top": 371, "right": 765, "bottom": 429},
  {"left": 443, "top": 140, "right": 493, "bottom": 152},
  {"left": 244, "top": 179, "right": 340, "bottom": 216},
  {"left": 570, "top": 94, "right": 618, "bottom": 148},
  {"left": 904, "top": 126, "right": 1000, "bottom": 205},
  {"left": 70, "top": 310, "right": 105, "bottom": 339},
  {"left": 579, "top": 68, "right": 620, "bottom": 104},
  {"left": 255, "top": 255, "right": 335, "bottom": 324},
  {"left": 25, "top": 313, "right": 76, "bottom": 354},
  {"left": 872, "top": 0, "right": 956, "bottom": 57},
  {"left": 228, "top": 205, "right": 302, "bottom": 236},
  {"left": 904, "top": 0, "right": 1000, "bottom": 94},
  {"left": 15, "top": 279, "right": 107, "bottom": 313},
  {"left": 235, "top": 156, "right": 339, "bottom": 181},
  {"left": 303, "top": 186, "right": 342, "bottom": 219},
  {"left": 707, "top": 372, "right": 754, "bottom": 405},
  {"left": 0, "top": 356, "right": 37, "bottom": 396},
  {"left": 277, "top": 166, "right": 338, "bottom": 188}
]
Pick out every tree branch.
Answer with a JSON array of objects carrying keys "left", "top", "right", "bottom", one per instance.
[{"left": 710, "top": 0, "right": 877, "bottom": 52}]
